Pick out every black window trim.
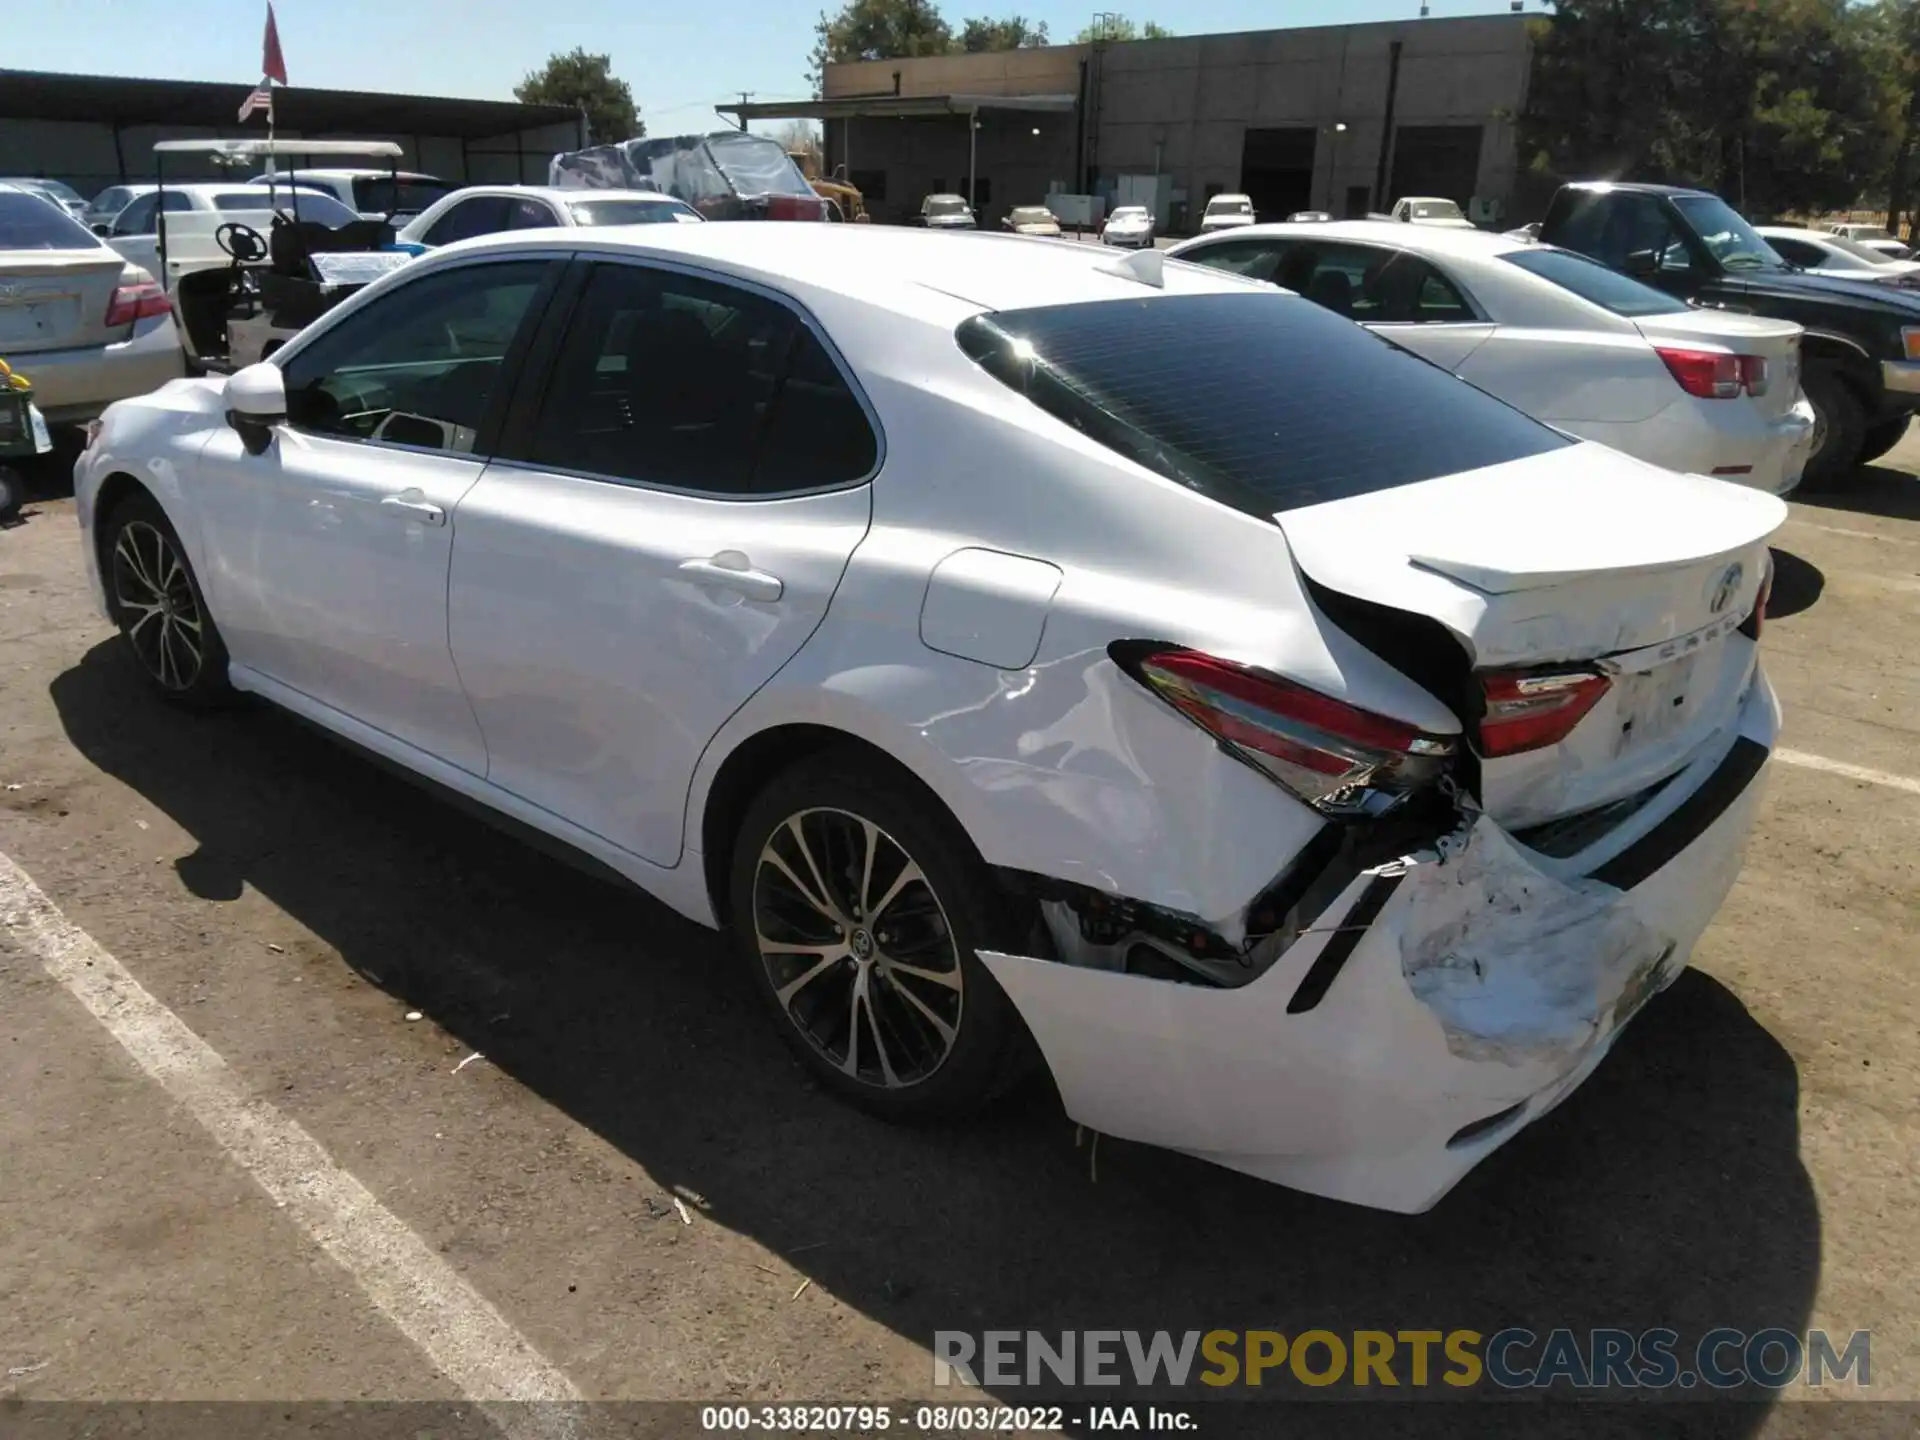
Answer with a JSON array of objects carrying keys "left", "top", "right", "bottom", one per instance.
[
  {"left": 271, "top": 250, "right": 572, "bottom": 461},
  {"left": 489, "top": 251, "right": 887, "bottom": 503}
]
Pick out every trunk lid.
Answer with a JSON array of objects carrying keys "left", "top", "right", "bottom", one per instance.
[
  {"left": 0, "top": 251, "right": 130, "bottom": 353},
  {"left": 1279, "top": 443, "right": 1786, "bottom": 828},
  {"left": 1632, "top": 307, "right": 1804, "bottom": 421}
]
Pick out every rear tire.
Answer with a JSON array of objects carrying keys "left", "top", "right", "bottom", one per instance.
[
  {"left": 1799, "top": 365, "right": 1866, "bottom": 490},
  {"left": 728, "top": 749, "right": 1035, "bottom": 1122},
  {"left": 0, "top": 465, "right": 22, "bottom": 525},
  {"left": 101, "top": 491, "right": 234, "bottom": 707},
  {"left": 1856, "top": 415, "right": 1909, "bottom": 467}
]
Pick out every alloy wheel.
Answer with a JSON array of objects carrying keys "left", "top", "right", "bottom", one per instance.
[
  {"left": 752, "top": 807, "right": 964, "bottom": 1089},
  {"left": 111, "top": 520, "right": 205, "bottom": 691}
]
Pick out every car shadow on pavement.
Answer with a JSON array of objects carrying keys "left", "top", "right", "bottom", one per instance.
[
  {"left": 48, "top": 642, "right": 1820, "bottom": 1436},
  {"left": 1765, "top": 547, "right": 1824, "bottom": 620},
  {"left": 1796, "top": 465, "right": 1920, "bottom": 522}
]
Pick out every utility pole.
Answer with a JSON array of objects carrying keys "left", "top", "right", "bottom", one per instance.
[{"left": 735, "top": 92, "right": 755, "bottom": 131}]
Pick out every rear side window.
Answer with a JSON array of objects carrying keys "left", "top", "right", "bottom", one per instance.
[
  {"left": 523, "top": 262, "right": 876, "bottom": 495},
  {"left": 0, "top": 191, "right": 99, "bottom": 250},
  {"left": 958, "top": 292, "right": 1569, "bottom": 516},
  {"left": 1502, "top": 248, "right": 1689, "bottom": 317},
  {"left": 426, "top": 196, "right": 514, "bottom": 245}
]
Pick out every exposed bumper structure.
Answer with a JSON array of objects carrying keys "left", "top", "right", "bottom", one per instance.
[{"left": 982, "top": 672, "right": 1778, "bottom": 1214}]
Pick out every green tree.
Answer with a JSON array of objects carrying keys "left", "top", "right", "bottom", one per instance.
[
  {"left": 515, "top": 48, "right": 640, "bottom": 144},
  {"left": 812, "top": 0, "right": 954, "bottom": 92},
  {"left": 1073, "top": 14, "right": 1172, "bottom": 42},
  {"left": 957, "top": 14, "right": 1050, "bottom": 50},
  {"left": 1520, "top": 0, "right": 1898, "bottom": 219}
]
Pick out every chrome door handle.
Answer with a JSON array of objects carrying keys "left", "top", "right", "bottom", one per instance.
[
  {"left": 677, "top": 553, "right": 784, "bottom": 602},
  {"left": 378, "top": 495, "right": 446, "bottom": 527}
]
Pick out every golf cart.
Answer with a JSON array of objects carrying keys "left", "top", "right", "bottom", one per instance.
[{"left": 146, "top": 139, "right": 414, "bottom": 371}]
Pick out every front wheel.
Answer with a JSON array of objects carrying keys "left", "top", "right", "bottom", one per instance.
[
  {"left": 1799, "top": 365, "right": 1866, "bottom": 490},
  {"left": 728, "top": 751, "right": 1035, "bottom": 1121},
  {"left": 0, "top": 465, "right": 22, "bottom": 525},
  {"left": 102, "top": 491, "right": 234, "bottom": 705}
]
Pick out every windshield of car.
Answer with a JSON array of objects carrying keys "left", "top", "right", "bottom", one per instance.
[
  {"left": 1503, "top": 247, "right": 1691, "bottom": 317},
  {"left": 1011, "top": 207, "right": 1055, "bottom": 225},
  {"left": 1843, "top": 226, "right": 1895, "bottom": 242},
  {"left": 927, "top": 197, "right": 969, "bottom": 216},
  {"left": 566, "top": 197, "right": 702, "bottom": 225},
  {"left": 0, "top": 189, "right": 101, "bottom": 249},
  {"left": 1208, "top": 197, "right": 1252, "bottom": 216},
  {"left": 1410, "top": 200, "right": 1463, "bottom": 220},
  {"left": 957, "top": 292, "right": 1569, "bottom": 516},
  {"left": 704, "top": 133, "right": 816, "bottom": 197},
  {"left": 218, "top": 190, "right": 361, "bottom": 225},
  {"left": 8, "top": 178, "right": 84, "bottom": 206},
  {"left": 1671, "top": 195, "right": 1783, "bottom": 271},
  {"left": 353, "top": 177, "right": 455, "bottom": 214},
  {"left": 1111, "top": 207, "right": 1148, "bottom": 222}
]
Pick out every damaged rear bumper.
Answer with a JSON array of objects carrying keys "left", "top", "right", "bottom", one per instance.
[{"left": 980, "top": 672, "right": 1778, "bottom": 1214}]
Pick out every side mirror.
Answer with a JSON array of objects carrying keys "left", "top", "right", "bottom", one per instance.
[
  {"left": 1623, "top": 248, "right": 1660, "bottom": 278},
  {"left": 91, "top": 221, "right": 113, "bottom": 237},
  {"left": 224, "top": 362, "right": 286, "bottom": 455}
]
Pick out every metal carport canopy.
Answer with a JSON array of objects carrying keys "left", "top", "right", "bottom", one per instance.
[{"left": 719, "top": 93, "right": 1077, "bottom": 123}]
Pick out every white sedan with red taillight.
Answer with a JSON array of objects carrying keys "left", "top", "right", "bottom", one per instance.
[
  {"left": 1170, "top": 221, "right": 1817, "bottom": 495},
  {"left": 75, "top": 224, "right": 1784, "bottom": 1213},
  {"left": 0, "top": 183, "right": 183, "bottom": 426}
]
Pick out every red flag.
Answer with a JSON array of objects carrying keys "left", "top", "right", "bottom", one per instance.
[{"left": 262, "top": 3, "right": 288, "bottom": 85}]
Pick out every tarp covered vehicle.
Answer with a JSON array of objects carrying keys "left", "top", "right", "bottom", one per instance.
[{"left": 549, "top": 132, "right": 829, "bottom": 221}]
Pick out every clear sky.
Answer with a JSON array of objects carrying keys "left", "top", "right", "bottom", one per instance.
[{"left": 12, "top": 0, "right": 1532, "bottom": 137}]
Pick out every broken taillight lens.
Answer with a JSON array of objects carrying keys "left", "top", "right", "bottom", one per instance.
[
  {"left": 1476, "top": 669, "right": 1612, "bottom": 757},
  {"left": 1116, "top": 644, "right": 1457, "bottom": 817},
  {"left": 1739, "top": 553, "right": 1774, "bottom": 641}
]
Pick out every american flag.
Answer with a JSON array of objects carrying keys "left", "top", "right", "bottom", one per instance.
[{"left": 238, "top": 85, "right": 273, "bottom": 123}]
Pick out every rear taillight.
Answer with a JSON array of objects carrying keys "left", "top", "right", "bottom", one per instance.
[
  {"left": 105, "top": 281, "right": 170, "bottom": 327},
  {"left": 1739, "top": 554, "right": 1774, "bottom": 641},
  {"left": 1116, "top": 644, "right": 1456, "bottom": 817},
  {"left": 1656, "top": 347, "right": 1769, "bottom": 399},
  {"left": 1476, "top": 669, "right": 1612, "bottom": 757}
]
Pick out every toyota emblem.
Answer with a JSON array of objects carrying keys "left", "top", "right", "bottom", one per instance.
[{"left": 1708, "top": 562, "right": 1745, "bottom": 615}]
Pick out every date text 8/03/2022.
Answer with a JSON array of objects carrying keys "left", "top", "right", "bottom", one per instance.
[
  {"left": 932, "top": 1327, "right": 1874, "bottom": 1391},
  {"left": 699, "top": 1405, "right": 1191, "bottom": 1431}
]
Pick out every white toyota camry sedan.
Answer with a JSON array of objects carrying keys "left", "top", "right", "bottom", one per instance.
[
  {"left": 74, "top": 225, "right": 1785, "bottom": 1213},
  {"left": 1171, "top": 221, "right": 1817, "bottom": 495}
]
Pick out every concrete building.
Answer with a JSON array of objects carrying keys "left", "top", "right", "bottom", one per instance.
[
  {"left": 726, "top": 13, "right": 1536, "bottom": 231},
  {"left": 0, "top": 70, "right": 584, "bottom": 196}
]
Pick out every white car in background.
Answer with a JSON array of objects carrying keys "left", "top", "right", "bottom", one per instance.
[
  {"left": 394, "top": 186, "right": 701, "bottom": 251},
  {"left": 0, "top": 184, "right": 183, "bottom": 425},
  {"left": 1392, "top": 196, "right": 1477, "bottom": 229},
  {"left": 102, "top": 182, "right": 363, "bottom": 289},
  {"left": 1, "top": 177, "right": 88, "bottom": 219},
  {"left": 1003, "top": 205, "right": 1063, "bottom": 238},
  {"left": 245, "top": 168, "right": 454, "bottom": 221},
  {"left": 1171, "top": 221, "right": 1816, "bottom": 495},
  {"left": 1827, "top": 222, "right": 1912, "bottom": 260},
  {"left": 75, "top": 225, "right": 1783, "bottom": 1214},
  {"left": 1101, "top": 205, "right": 1155, "bottom": 247},
  {"left": 82, "top": 183, "right": 157, "bottom": 232},
  {"left": 1199, "top": 193, "right": 1256, "bottom": 232},
  {"left": 1757, "top": 225, "right": 1920, "bottom": 287}
]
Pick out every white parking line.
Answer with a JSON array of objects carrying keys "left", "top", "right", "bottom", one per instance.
[
  {"left": 1776, "top": 748, "right": 1920, "bottom": 797},
  {"left": 1783, "top": 518, "right": 1919, "bottom": 545},
  {"left": 0, "top": 852, "right": 583, "bottom": 1436}
]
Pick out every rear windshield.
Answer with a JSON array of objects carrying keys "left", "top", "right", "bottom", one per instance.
[
  {"left": 1011, "top": 207, "right": 1055, "bottom": 224},
  {"left": 353, "top": 177, "right": 454, "bottom": 214},
  {"left": 1409, "top": 200, "right": 1462, "bottom": 220},
  {"left": 958, "top": 292, "right": 1570, "bottom": 515},
  {"left": 1503, "top": 247, "right": 1689, "bottom": 317},
  {"left": 0, "top": 190, "right": 100, "bottom": 249},
  {"left": 927, "top": 197, "right": 969, "bottom": 216},
  {"left": 1209, "top": 197, "right": 1252, "bottom": 215},
  {"left": 216, "top": 190, "right": 360, "bottom": 225},
  {"left": 566, "top": 197, "right": 701, "bottom": 225}
]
